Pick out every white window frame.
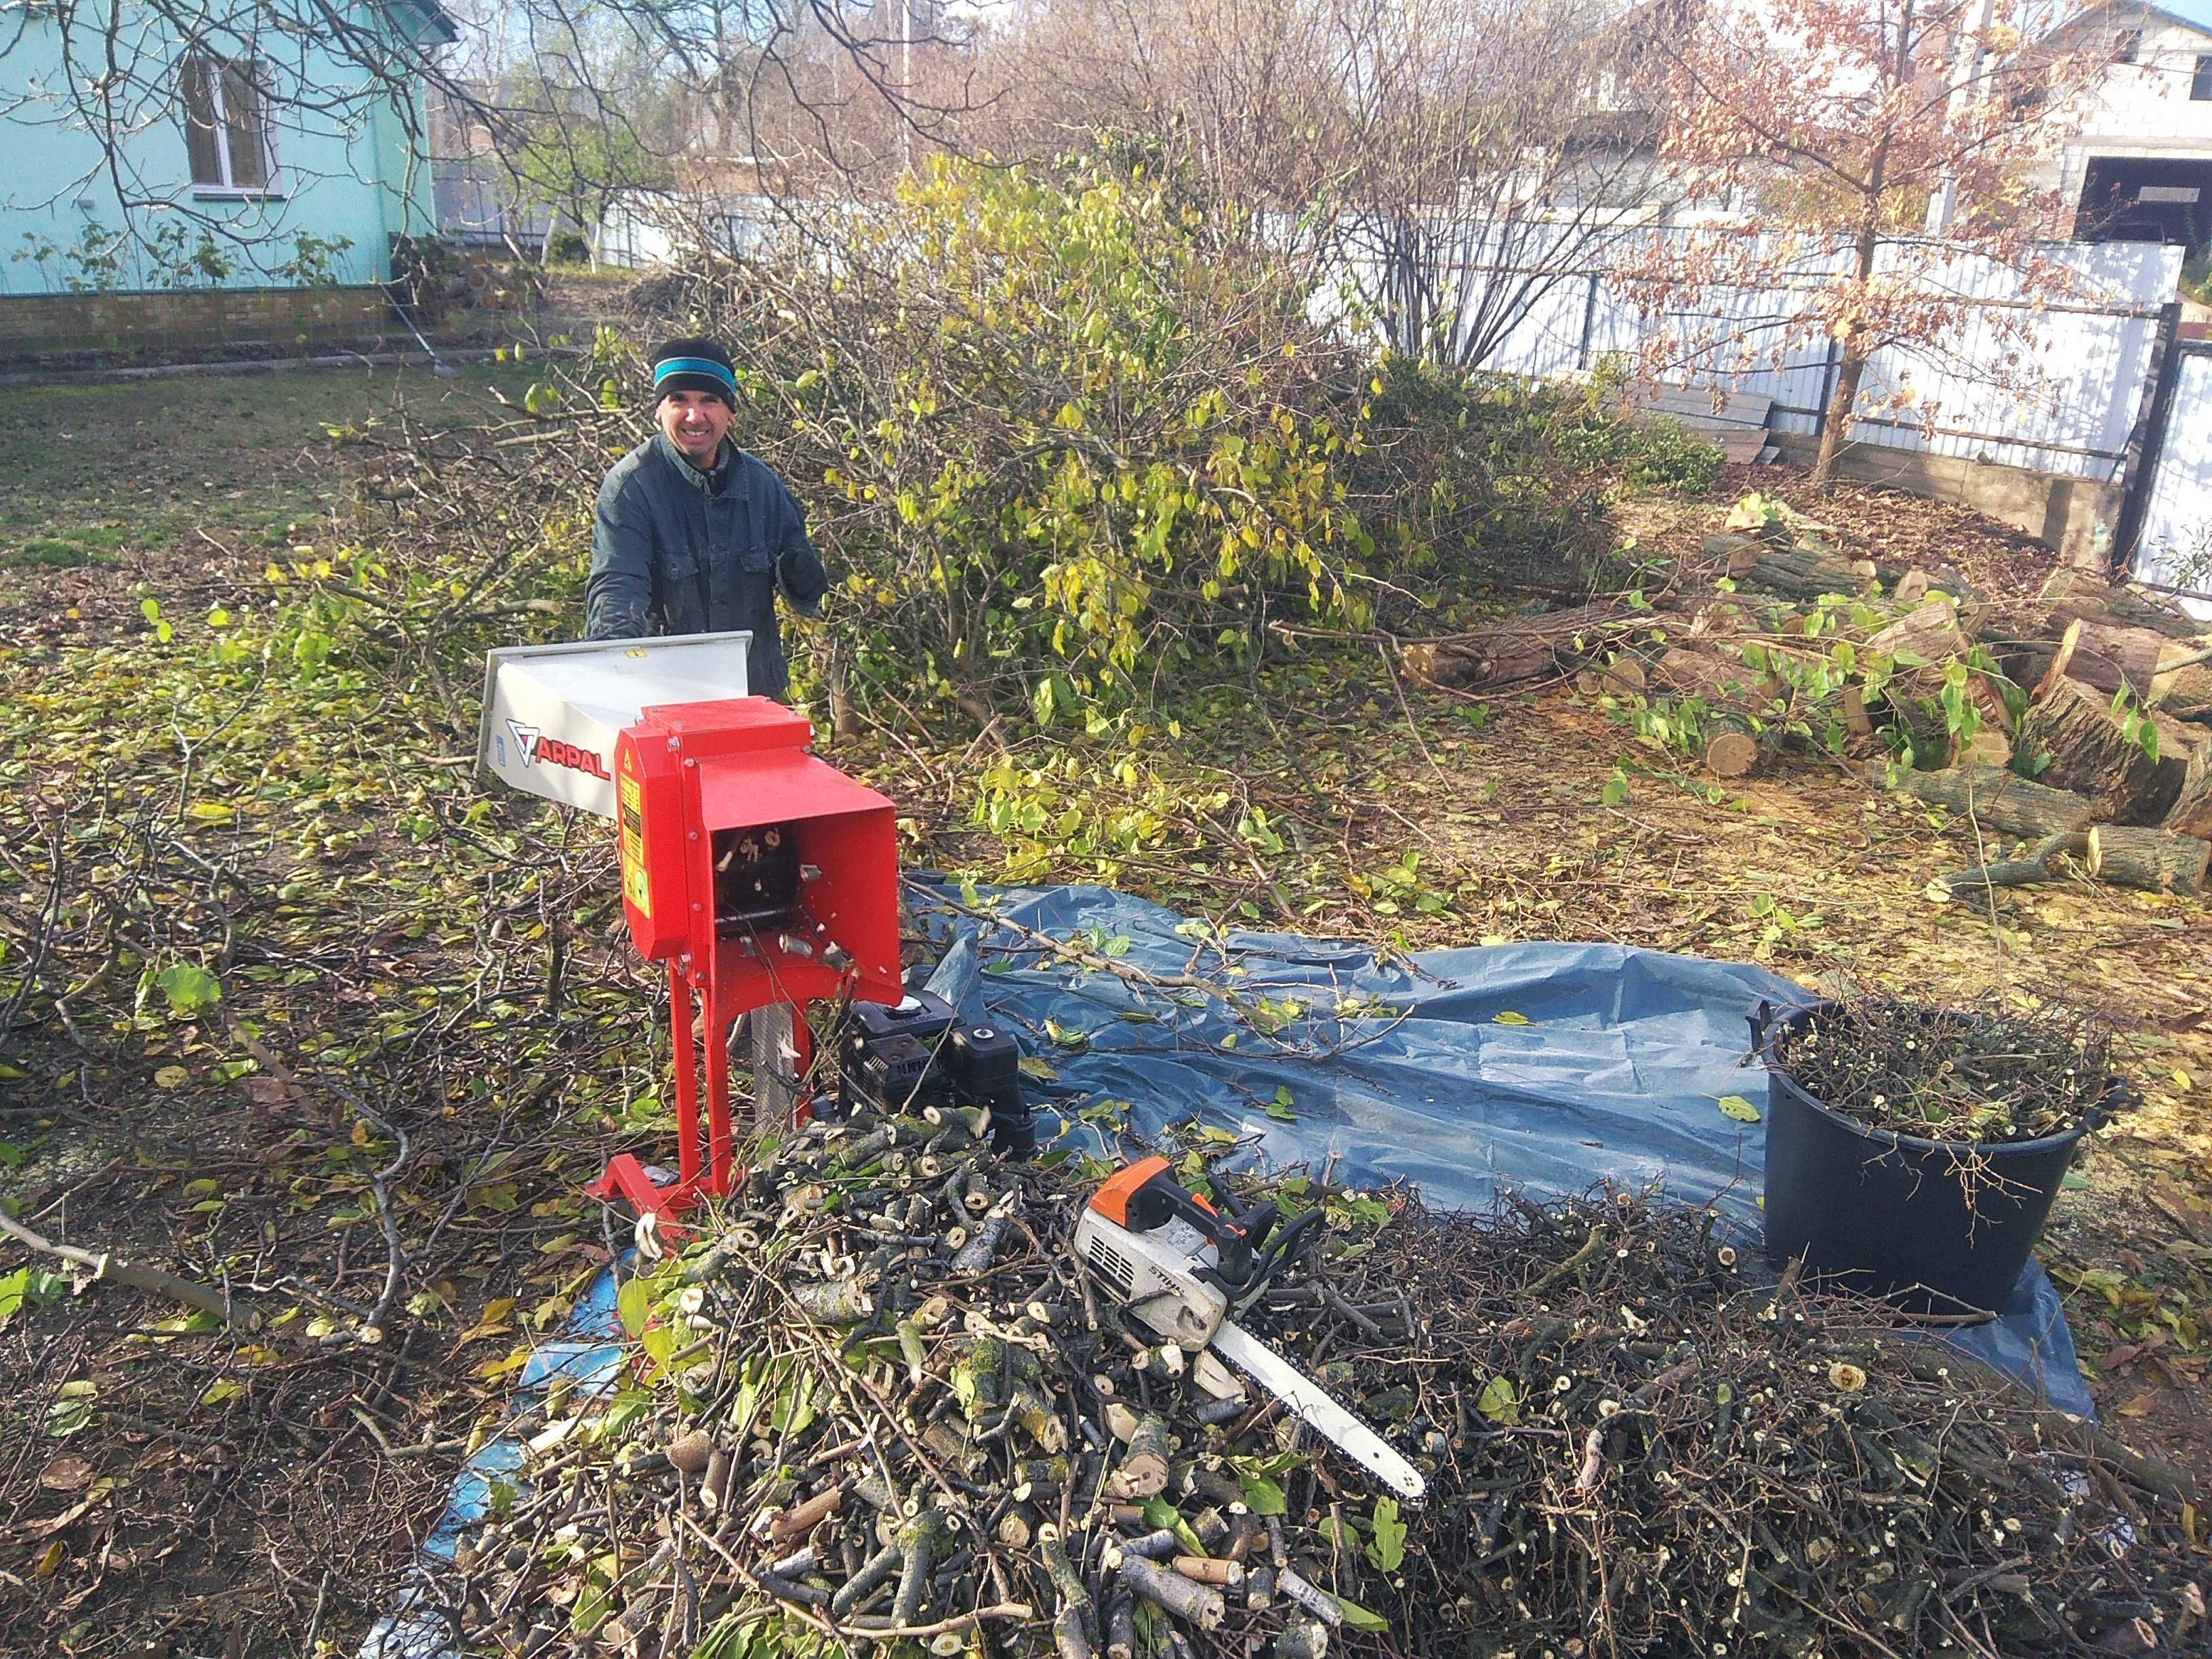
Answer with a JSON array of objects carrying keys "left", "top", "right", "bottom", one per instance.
[{"left": 184, "top": 54, "right": 282, "bottom": 197}]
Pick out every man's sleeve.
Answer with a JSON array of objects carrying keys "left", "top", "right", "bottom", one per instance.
[
  {"left": 773, "top": 480, "right": 830, "bottom": 619},
  {"left": 586, "top": 471, "right": 656, "bottom": 641}
]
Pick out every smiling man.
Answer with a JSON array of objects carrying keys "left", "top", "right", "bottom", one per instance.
[{"left": 585, "top": 336, "right": 829, "bottom": 702}]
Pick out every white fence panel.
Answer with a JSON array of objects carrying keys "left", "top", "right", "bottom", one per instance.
[
  {"left": 1355, "top": 228, "right": 2179, "bottom": 483},
  {"left": 2135, "top": 346, "right": 2212, "bottom": 619}
]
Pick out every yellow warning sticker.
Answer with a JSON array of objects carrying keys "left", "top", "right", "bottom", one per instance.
[{"left": 619, "top": 777, "right": 651, "bottom": 917}]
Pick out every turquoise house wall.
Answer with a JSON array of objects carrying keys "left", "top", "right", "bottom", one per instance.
[{"left": 0, "top": 3, "right": 445, "bottom": 295}]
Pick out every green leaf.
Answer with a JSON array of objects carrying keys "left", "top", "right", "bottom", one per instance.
[
  {"left": 155, "top": 963, "right": 223, "bottom": 1018},
  {"left": 1264, "top": 1085, "right": 1298, "bottom": 1122},
  {"left": 1492, "top": 1010, "right": 1530, "bottom": 1026},
  {"left": 1476, "top": 1374, "right": 1520, "bottom": 1425},
  {"left": 1237, "top": 1472, "right": 1288, "bottom": 1515},
  {"left": 1367, "top": 1496, "right": 1407, "bottom": 1572},
  {"left": 1332, "top": 1594, "right": 1391, "bottom": 1633},
  {"left": 1717, "top": 1094, "right": 1763, "bottom": 1123},
  {"left": 617, "top": 1277, "right": 654, "bottom": 1341}
]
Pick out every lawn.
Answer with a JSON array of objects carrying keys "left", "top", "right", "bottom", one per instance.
[{"left": 0, "top": 362, "right": 543, "bottom": 575}]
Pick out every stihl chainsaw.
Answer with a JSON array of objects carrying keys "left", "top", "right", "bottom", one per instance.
[{"left": 1074, "top": 1156, "right": 1427, "bottom": 1504}]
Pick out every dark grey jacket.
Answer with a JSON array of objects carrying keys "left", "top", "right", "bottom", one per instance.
[{"left": 586, "top": 431, "right": 829, "bottom": 701}]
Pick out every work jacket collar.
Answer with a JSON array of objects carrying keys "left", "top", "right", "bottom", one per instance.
[{"left": 653, "top": 429, "right": 736, "bottom": 493}]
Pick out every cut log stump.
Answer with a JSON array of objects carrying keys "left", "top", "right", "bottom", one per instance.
[
  {"left": 1866, "top": 761, "right": 2095, "bottom": 839},
  {"left": 2014, "top": 675, "right": 2191, "bottom": 824},
  {"left": 2087, "top": 825, "right": 2211, "bottom": 895},
  {"left": 1702, "top": 714, "right": 1763, "bottom": 779}
]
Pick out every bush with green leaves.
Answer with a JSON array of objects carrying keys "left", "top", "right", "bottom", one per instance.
[{"left": 706, "top": 155, "right": 1385, "bottom": 717}]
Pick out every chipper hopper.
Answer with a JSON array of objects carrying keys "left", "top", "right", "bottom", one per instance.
[{"left": 478, "top": 632, "right": 904, "bottom": 1221}]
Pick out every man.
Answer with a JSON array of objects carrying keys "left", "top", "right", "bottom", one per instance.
[{"left": 586, "top": 336, "right": 829, "bottom": 702}]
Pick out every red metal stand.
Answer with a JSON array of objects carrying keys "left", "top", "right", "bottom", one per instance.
[{"left": 585, "top": 697, "right": 904, "bottom": 1225}]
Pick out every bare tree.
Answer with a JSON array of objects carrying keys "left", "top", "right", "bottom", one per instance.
[{"left": 1618, "top": 0, "right": 2102, "bottom": 484}]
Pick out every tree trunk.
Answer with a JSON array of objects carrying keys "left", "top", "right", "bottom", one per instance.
[
  {"left": 1866, "top": 760, "right": 2095, "bottom": 839},
  {"left": 1401, "top": 603, "right": 1652, "bottom": 690},
  {"left": 2087, "top": 825, "right": 2211, "bottom": 895},
  {"left": 1706, "top": 534, "right": 1872, "bottom": 600},
  {"left": 1811, "top": 346, "right": 1868, "bottom": 489},
  {"left": 2015, "top": 675, "right": 2191, "bottom": 824},
  {"left": 2167, "top": 735, "right": 2212, "bottom": 839}
]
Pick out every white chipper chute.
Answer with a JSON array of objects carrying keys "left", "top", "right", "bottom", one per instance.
[{"left": 476, "top": 631, "right": 752, "bottom": 817}]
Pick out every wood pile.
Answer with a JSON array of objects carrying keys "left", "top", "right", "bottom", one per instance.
[{"left": 1399, "top": 527, "right": 2212, "bottom": 897}]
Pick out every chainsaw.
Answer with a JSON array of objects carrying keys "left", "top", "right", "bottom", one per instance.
[{"left": 1074, "top": 1156, "right": 1426, "bottom": 1504}]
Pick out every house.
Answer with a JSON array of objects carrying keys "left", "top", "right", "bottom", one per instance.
[
  {"left": 2035, "top": 0, "right": 2212, "bottom": 249},
  {"left": 0, "top": 0, "right": 454, "bottom": 354}
]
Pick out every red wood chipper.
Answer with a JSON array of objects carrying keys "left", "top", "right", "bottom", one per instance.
[{"left": 478, "top": 632, "right": 922, "bottom": 1225}]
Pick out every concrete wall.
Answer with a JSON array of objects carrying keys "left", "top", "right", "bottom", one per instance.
[
  {"left": 1769, "top": 432, "right": 2126, "bottom": 567},
  {"left": 0, "top": 3, "right": 441, "bottom": 295}
]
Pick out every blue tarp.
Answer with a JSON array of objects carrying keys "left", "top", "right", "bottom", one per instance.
[
  {"left": 909, "top": 879, "right": 2093, "bottom": 1416},
  {"left": 363, "top": 878, "right": 2097, "bottom": 1654}
]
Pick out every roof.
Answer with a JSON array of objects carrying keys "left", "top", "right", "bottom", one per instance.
[{"left": 2042, "top": 0, "right": 2212, "bottom": 44}]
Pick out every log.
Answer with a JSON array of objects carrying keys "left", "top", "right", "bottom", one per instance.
[
  {"left": 2037, "top": 618, "right": 2180, "bottom": 702},
  {"left": 1573, "top": 653, "right": 1649, "bottom": 699},
  {"left": 2150, "top": 641, "right": 2212, "bottom": 722},
  {"left": 2168, "top": 736, "right": 2212, "bottom": 839},
  {"left": 1866, "top": 762, "right": 2095, "bottom": 839},
  {"left": 1652, "top": 647, "right": 1763, "bottom": 702},
  {"left": 2014, "top": 676, "right": 2190, "bottom": 823},
  {"left": 1865, "top": 598, "right": 1968, "bottom": 665},
  {"left": 1399, "top": 602, "right": 1650, "bottom": 691},
  {"left": 2039, "top": 568, "right": 2203, "bottom": 639},
  {"left": 1723, "top": 539, "right": 1873, "bottom": 600},
  {"left": 2087, "top": 824, "right": 2211, "bottom": 895},
  {"left": 1957, "top": 729, "right": 2012, "bottom": 769},
  {"left": 1701, "top": 713, "right": 1762, "bottom": 779}
]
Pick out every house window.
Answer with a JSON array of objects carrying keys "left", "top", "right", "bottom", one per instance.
[
  {"left": 181, "top": 55, "right": 274, "bottom": 192},
  {"left": 2112, "top": 28, "right": 2139, "bottom": 62},
  {"left": 2196, "top": 55, "right": 2212, "bottom": 101}
]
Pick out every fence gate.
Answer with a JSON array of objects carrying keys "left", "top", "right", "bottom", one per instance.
[{"left": 2133, "top": 340, "right": 2212, "bottom": 619}]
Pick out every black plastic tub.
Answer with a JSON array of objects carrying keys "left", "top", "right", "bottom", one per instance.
[{"left": 1755, "top": 1003, "right": 2115, "bottom": 1319}]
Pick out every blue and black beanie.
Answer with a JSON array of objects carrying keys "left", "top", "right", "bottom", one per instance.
[{"left": 650, "top": 336, "right": 739, "bottom": 409}]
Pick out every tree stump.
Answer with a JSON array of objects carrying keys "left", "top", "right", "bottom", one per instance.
[
  {"left": 1866, "top": 761, "right": 2095, "bottom": 838},
  {"left": 2014, "top": 676, "right": 2190, "bottom": 823},
  {"left": 2087, "top": 825, "right": 2210, "bottom": 895}
]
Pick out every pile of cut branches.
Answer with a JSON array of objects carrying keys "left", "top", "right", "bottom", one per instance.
[
  {"left": 1770, "top": 995, "right": 2120, "bottom": 1143},
  {"left": 401, "top": 1118, "right": 2207, "bottom": 1658}
]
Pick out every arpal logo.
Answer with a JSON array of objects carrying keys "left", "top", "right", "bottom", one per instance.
[{"left": 508, "top": 718, "right": 611, "bottom": 780}]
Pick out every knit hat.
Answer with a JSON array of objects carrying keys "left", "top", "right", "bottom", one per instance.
[{"left": 650, "top": 336, "right": 739, "bottom": 408}]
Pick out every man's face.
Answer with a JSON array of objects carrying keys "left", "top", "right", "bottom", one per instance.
[{"left": 658, "top": 388, "right": 734, "bottom": 468}]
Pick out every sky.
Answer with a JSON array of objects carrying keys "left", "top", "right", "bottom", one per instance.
[{"left": 2157, "top": 0, "right": 2212, "bottom": 24}]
